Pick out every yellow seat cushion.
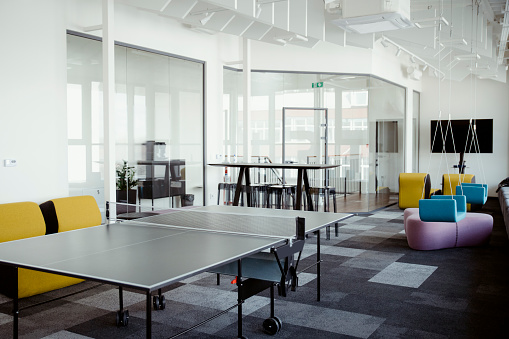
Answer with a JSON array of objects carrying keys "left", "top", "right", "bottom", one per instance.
[
  {"left": 0, "top": 202, "right": 83, "bottom": 299},
  {"left": 399, "top": 173, "right": 431, "bottom": 209},
  {"left": 442, "top": 174, "right": 475, "bottom": 211},
  {"left": 51, "top": 195, "right": 102, "bottom": 232}
]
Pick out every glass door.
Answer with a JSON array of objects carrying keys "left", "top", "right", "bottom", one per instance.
[{"left": 282, "top": 107, "right": 328, "bottom": 187}]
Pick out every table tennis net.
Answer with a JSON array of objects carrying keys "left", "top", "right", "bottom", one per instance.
[{"left": 123, "top": 210, "right": 301, "bottom": 239}]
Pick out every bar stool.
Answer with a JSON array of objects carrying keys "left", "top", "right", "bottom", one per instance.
[
  {"left": 217, "top": 183, "right": 237, "bottom": 205},
  {"left": 308, "top": 186, "right": 337, "bottom": 213},
  {"left": 305, "top": 186, "right": 338, "bottom": 239},
  {"left": 244, "top": 183, "right": 269, "bottom": 208},
  {"left": 267, "top": 184, "right": 296, "bottom": 209}
]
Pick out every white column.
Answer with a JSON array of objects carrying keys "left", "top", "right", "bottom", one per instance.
[
  {"left": 103, "top": 0, "right": 116, "bottom": 215},
  {"left": 242, "top": 38, "right": 252, "bottom": 161},
  {"left": 404, "top": 87, "right": 413, "bottom": 173}
]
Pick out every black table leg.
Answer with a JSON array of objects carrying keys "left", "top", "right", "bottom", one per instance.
[
  {"left": 146, "top": 291, "right": 152, "bottom": 338},
  {"left": 13, "top": 267, "right": 18, "bottom": 339},
  {"left": 245, "top": 168, "right": 252, "bottom": 207},
  {"left": 296, "top": 169, "right": 303, "bottom": 210},
  {"left": 233, "top": 167, "right": 245, "bottom": 206},
  {"left": 303, "top": 169, "right": 314, "bottom": 211}
]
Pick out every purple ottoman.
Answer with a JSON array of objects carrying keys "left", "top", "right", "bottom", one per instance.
[
  {"left": 404, "top": 208, "right": 419, "bottom": 232},
  {"left": 405, "top": 211, "right": 493, "bottom": 250}
]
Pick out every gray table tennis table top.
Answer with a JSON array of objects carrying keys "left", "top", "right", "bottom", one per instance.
[
  {"left": 0, "top": 206, "right": 350, "bottom": 292},
  {"left": 193, "top": 205, "right": 351, "bottom": 232}
]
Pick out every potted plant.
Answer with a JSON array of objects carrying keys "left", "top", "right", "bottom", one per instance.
[{"left": 116, "top": 160, "right": 138, "bottom": 213}]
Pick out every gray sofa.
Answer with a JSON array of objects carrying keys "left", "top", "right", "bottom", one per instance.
[{"left": 499, "top": 186, "right": 509, "bottom": 238}]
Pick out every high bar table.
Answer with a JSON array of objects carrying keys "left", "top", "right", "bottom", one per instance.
[{"left": 209, "top": 162, "right": 340, "bottom": 210}]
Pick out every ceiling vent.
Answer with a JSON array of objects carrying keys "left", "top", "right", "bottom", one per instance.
[{"left": 331, "top": 0, "right": 413, "bottom": 34}]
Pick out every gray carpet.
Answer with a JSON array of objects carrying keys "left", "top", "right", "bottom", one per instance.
[{"left": 1, "top": 198, "right": 507, "bottom": 338}]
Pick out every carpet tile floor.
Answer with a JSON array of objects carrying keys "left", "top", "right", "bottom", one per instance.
[{"left": 0, "top": 198, "right": 508, "bottom": 338}]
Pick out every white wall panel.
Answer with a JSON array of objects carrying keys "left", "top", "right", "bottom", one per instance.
[{"left": 0, "top": 0, "right": 68, "bottom": 203}]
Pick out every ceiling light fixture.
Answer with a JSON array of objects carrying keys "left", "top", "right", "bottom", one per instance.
[
  {"left": 200, "top": 12, "right": 213, "bottom": 25},
  {"left": 440, "top": 38, "right": 468, "bottom": 46},
  {"left": 273, "top": 38, "right": 287, "bottom": 46},
  {"left": 293, "top": 34, "right": 308, "bottom": 42},
  {"left": 455, "top": 53, "right": 481, "bottom": 61},
  {"left": 255, "top": 4, "right": 262, "bottom": 18},
  {"left": 376, "top": 36, "right": 444, "bottom": 79},
  {"left": 413, "top": 16, "right": 449, "bottom": 29}
]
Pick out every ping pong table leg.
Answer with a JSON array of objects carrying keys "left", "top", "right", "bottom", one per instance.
[
  {"left": 236, "top": 259, "right": 246, "bottom": 339},
  {"left": 270, "top": 284, "right": 275, "bottom": 318},
  {"left": 317, "top": 230, "right": 321, "bottom": 301},
  {"left": 146, "top": 291, "right": 152, "bottom": 338},
  {"left": 119, "top": 286, "right": 123, "bottom": 313},
  {"left": 13, "top": 266, "right": 18, "bottom": 338}
]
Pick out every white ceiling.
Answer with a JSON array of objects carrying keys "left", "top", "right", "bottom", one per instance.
[{"left": 116, "top": 0, "right": 509, "bottom": 82}]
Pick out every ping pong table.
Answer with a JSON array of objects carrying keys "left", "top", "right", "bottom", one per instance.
[{"left": 0, "top": 206, "right": 351, "bottom": 338}]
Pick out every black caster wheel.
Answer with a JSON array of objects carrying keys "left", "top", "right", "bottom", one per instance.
[
  {"left": 153, "top": 295, "right": 159, "bottom": 310},
  {"left": 159, "top": 295, "right": 166, "bottom": 310},
  {"left": 116, "top": 310, "right": 129, "bottom": 327},
  {"left": 153, "top": 295, "right": 166, "bottom": 310},
  {"left": 123, "top": 310, "right": 129, "bottom": 326},
  {"left": 273, "top": 316, "right": 282, "bottom": 331},
  {"left": 262, "top": 317, "right": 281, "bottom": 335}
]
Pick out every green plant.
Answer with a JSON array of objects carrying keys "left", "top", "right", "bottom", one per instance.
[{"left": 116, "top": 160, "right": 138, "bottom": 191}]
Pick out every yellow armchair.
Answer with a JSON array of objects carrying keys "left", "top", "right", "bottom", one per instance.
[
  {"left": 399, "top": 173, "right": 431, "bottom": 209},
  {"left": 442, "top": 174, "right": 475, "bottom": 195}
]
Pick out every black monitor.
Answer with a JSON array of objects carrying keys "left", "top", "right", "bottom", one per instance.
[{"left": 430, "top": 119, "right": 493, "bottom": 153}]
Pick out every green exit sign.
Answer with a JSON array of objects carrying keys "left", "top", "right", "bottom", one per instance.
[{"left": 312, "top": 82, "right": 323, "bottom": 88}]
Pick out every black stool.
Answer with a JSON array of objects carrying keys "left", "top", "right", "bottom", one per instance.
[
  {"left": 306, "top": 186, "right": 338, "bottom": 239},
  {"left": 217, "top": 183, "right": 237, "bottom": 205},
  {"left": 243, "top": 183, "right": 269, "bottom": 208},
  {"left": 267, "top": 185, "right": 296, "bottom": 209}
]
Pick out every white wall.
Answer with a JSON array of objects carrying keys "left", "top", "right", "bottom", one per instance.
[
  {"left": 420, "top": 74, "right": 509, "bottom": 196},
  {"left": 0, "top": 0, "right": 68, "bottom": 204}
]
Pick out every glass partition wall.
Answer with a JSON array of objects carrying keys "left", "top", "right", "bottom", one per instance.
[
  {"left": 67, "top": 33, "right": 204, "bottom": 217},
  {"left": 223, "top": 69, "right": 405, "bottom": 212}
]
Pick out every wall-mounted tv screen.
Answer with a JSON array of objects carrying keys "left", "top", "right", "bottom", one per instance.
[{"left": 430, "top": 119, "right": 493, "bottom": 153}]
